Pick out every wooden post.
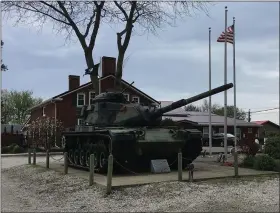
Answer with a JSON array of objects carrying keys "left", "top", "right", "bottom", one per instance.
[
  {"left": 106, "top": 154, "right": 113, "bottom": 194},
  {"left": 46, "top": 149, "right": 50, "bottom": 169},
  {"left": 28, "top": 148, "right": 31, "bottom": 164},
  {"left": 64, "top": 152, "right": 68, "bottom": 175},
  {"left": 188, "top": 164, "right": 194, "bottom": 182},
  {"left": 89, "top": 154, "right": 95, "bottom": 186},
  {"left": 33, "top": 148, "right": 36, "bottom": 165},
  {"left": 178, "top": 150, "right": 182, "bottom": 181}
]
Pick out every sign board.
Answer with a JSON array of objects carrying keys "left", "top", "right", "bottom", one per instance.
[{"left": 150, "top": 159, "right": 171, "bottom": 173}]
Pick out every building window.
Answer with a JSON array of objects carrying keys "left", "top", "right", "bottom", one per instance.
[
  {"left": 203, "top": 127, "right": 209, "bottom": 137},
  {"left": 132, "top": 96, "right": 140, "bottom": 103},
  {"left": 77, "top": 93, "right": 85, "bottom": 107},
  {"left": 77, "top": 119, "right": 84, "bottom": 125},
  {"left": 248, "top": 128, "right": 252, "bottom": 133},
  {"left": 123, "top": 93, "right": 130, "bottom": 101},
  {"left": 42, "top": 107, "right": 46, "bottom": 116},
  {"left": 89, "top": 91, "right": 95, "bottom": 105},
  {"left": 236, "top": 128, "right": 241, "bottom": 139},
  {"left": 219, "top": 128, "right": 224, "bottom": 133}
]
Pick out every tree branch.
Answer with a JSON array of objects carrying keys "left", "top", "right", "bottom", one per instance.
[
  {"left": 114, "top": 1, "right": 128, "bottom": 20},
  {"left": 88, "top": 1, "right": 104, "bottom": 49},
  {"left": 57, "top": 1, "right": 87, "bottom": 49},
  {"left": 83, "top": 12, "right": 95, "bottom": 38},
  {"left": 39, "top": 1, "right": 67, "bottom": 17},
  {"left": 25, "top": 3, "right": 70, "bottom": 26}
]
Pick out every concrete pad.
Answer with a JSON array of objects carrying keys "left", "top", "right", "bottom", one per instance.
[{"left": 36, "top": 157, "right": 278, "bottom": 189}]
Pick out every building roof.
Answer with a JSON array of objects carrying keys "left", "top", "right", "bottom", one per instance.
[
  {"left": 253, "top": 120, "right": 270, "bottom": 125},
  {"left": 30, "top": 75, "right": 160, "bottom": 111},
  {"left": 161, "top": 101, "right": 262, "bottom": 127},
  {"left": 252, "top": 120, "right": 279, "bottom": 128}
]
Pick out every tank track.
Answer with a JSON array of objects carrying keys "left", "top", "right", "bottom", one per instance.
[{"left": 65, "top": 133, "right": 111, "bottom": 174}]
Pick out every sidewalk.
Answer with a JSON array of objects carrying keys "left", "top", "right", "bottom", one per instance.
[{"left": 1, "top": 152, "right": 63, "bottom": 158}]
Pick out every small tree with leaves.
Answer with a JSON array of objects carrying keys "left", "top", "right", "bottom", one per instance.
[
  {"left": 185, "top": 99, "right": 247, "bottom": 120},
  {"left": 27, "top": 116, "right": 64, "bottom": 150},
  {"left": 1, "top": 89, "right": 43, "bottom": 124}
]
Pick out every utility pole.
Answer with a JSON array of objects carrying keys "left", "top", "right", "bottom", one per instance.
[{"left": 248, "top": 109, "right": 251, "bottom": 122}]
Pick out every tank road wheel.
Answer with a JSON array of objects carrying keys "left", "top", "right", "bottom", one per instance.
[
  {"left": 79, "top": 150, "right": 86, "bottom": 166},
  {"left": 92, "top": 145, "right": 99, "bottom": 170},
  {"left": 74, "top": 150, "right": 80, "bottom": 165},
  {"left": 98, "top": 145, "right": 109, "bottom": 174},
  {"left": 85, "top": 151, "right": 91, "bottom": 167},
  {"left": 68, "top": 150, "right": 74, "bottom": 164}
]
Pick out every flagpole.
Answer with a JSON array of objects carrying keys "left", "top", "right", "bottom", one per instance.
[
  {"left": 224, "top": 6, "right": 228, "bottom": 159},
  {"left": 233, "top": 17, "right": 238, "bottom": 176},
  {"left": 209, "top": 27, "right": 212, "bottom": 157}
]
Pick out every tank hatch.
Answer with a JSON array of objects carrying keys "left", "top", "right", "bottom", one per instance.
[{"left": 93, "top": 92, "right": 128, "bottom": 103}]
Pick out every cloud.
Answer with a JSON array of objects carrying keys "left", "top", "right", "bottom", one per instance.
[{"left": 2, "top": 1, "right": 279, "bottom": 125}]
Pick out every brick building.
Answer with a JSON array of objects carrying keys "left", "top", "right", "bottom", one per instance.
[{"left": 23, "top": 56, "right": 160, "bottom": 130}]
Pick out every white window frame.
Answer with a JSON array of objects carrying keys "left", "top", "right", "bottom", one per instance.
[
  {"left": 77, "top": 93, "right": 85, "bottom": 107},
  {"left": 77, "top": 119, "right": 84, "bottom": 125},
  {"left": 123, "top": 93, "right": 130, "bottom": 102},
  {"left": 248, "top": 128, "right": 252, "bottom": 133},
  {"left": 132, "top": 96, "right": 140, "bottom": 103},
  {"left": 203, "top": 127, "right": 209, "bottom": 136},
  {"left": 42, "top": 106, "right": 46, "bottom": 116},
  {"left": 89, "top": 91, "right": 95, "bottom": 105}
]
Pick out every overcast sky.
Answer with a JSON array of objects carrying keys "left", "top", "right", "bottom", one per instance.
[{"left": 2, "top": 2, "right": 279, "bottom": 124}]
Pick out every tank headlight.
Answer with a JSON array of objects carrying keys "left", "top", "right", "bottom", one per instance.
[{"left": 135, "top": 130, "right": 145, "bottom": 139}]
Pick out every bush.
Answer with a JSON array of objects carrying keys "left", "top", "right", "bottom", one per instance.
[
  {"left": 1, "top": 146, "right": 11, "bottom": 154},
  {"left": 242, "top": 155, "right": 255, "bottom": 168},
  {"left": 12, "top": 145, "right": 25, "bottom": 153},
  {"left": 273, "top": 159, "right": 280, "bottom": 172},
  {"left": 264, "top": 136, "right": 280, "bottom": 159},
  {"left": 10, "top": 143, "right": 18, "bottom": 147},
  {"left": 253, "top": 154, "right": 275, "bottom": 171},
  {"left": 248, "top": 142, "right": 260, "bottom": 156}
]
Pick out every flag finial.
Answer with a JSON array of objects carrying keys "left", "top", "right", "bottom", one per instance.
[{"left": 225, "top": 6, "right": 227, "bottom": 10}]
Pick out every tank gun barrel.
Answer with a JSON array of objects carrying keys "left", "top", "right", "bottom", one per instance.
[{"left": 151, "top": 83, "right": 233, "bottom": 119}]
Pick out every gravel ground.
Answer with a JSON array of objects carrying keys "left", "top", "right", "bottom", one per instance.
[{"left": 1, "top": 164, "right": 279, "bottom": 212}]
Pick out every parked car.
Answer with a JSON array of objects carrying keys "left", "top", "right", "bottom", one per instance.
[{"left": 203, "top": 133, "right": 239, "bottom": 147}]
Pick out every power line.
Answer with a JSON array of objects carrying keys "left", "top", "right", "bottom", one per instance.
[
  {"left": 251, "top": 111, "right": 279, "bottom": 115},
  {"left": 250, "top": 107, "right": 279, "bottom": 114}
]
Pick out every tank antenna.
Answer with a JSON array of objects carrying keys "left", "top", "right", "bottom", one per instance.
[{"left": 121, "top": 81, "right": 134, "bottom": 93}]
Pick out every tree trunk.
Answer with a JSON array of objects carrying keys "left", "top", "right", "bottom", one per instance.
[
  {"left": 115, "top": 49, "right": 125, "bottom": 90},
  {"left": 84, "top": 48, "right": 99, "bottom": 94}
]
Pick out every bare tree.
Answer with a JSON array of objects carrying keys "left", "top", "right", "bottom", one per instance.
[
  {"left": 2, "top": 1, "right": 211, "bottom": 92},
  {"left": 112, "top": 1, "right": 210, "bottom": 89},
  {"left": 2, "top": 1, "right": 110, "bottom": 94},
  {"left": 27, "top": 116, "right": 64, "bottom": 149}
]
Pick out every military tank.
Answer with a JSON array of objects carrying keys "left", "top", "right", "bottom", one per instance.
[{"left": 61, "top": 83, "right": 233, "bottom": 173}]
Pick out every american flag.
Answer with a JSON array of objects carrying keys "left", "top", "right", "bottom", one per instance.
[{"left": 217, "top": 24, "right": 234, "bottom": 44}]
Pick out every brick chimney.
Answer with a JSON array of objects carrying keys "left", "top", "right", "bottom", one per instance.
[
  {"left": 100, "top": 56, "right": 117, "bottom": 93},
  {"left": 102, "top": 56, "right": 116, "bottom": 77},
  {"left": 68, "top": 75, "right": 80, "bottom": 91}
]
